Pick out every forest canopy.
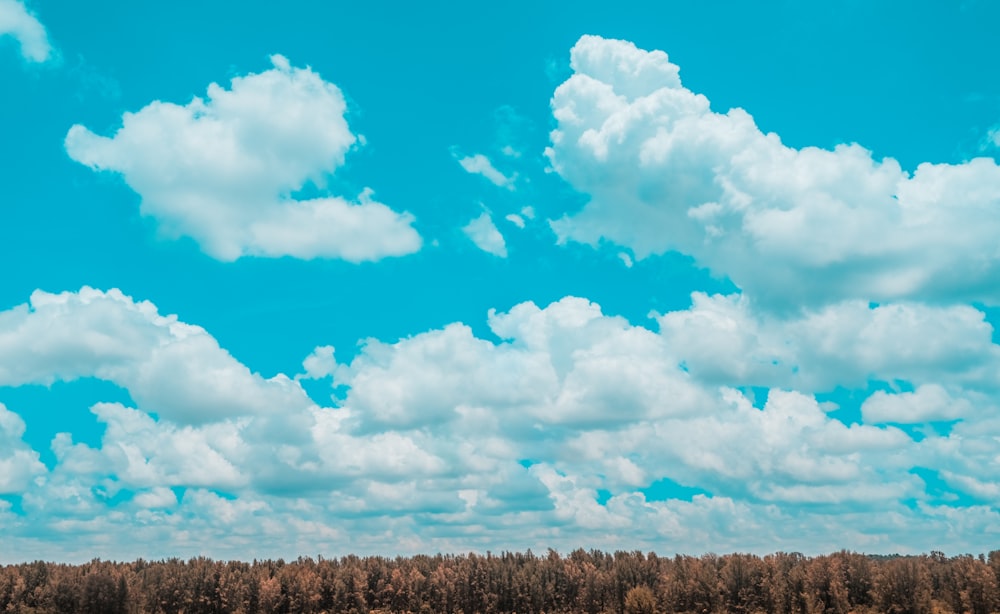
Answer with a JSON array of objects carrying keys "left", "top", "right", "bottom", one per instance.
[{"left": 1, "top": 549, "right": 999, "bottom": 614}]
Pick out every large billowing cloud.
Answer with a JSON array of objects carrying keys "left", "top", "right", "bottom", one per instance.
[
  {"left": 65, "top": 55, "right": 421, "bottom": 261},
  {"left": 546, "top": 35, "right": 1000, "bottom": 308},
  {"left": 0, "top": 0, "right": 51, "bottom": 62},
  {"left": 2, "top": 287, "right": 1000, "bottom": 560}
]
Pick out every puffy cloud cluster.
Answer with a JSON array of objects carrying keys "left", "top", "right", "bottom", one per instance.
[
  {"left": 656, "top": 292, "right": 1000, "bottom": 392},
  {"left": 546, "top": 35, "right": 1000, "bottom": 308},
  {"left": 65, "top": 56, "right": 421, "bottom": 262},
  {"left": 0, "top": 0, "right": 51, "bottom": 62},
  {"left": 0, "top": 287, "right": 312, "bottom": 424},
  {"left": 2, "top": 287, "right": 999, "bottom": 559}
]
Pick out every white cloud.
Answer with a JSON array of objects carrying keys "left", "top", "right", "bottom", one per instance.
[
  {"left": 655, "top": 292, "right": 1000, "bottom": 392},
  {"left": 462, "top": 211, "right": 508, "bottom": 257},
  {"left": 504, "top": 213, "right": 525, "bottom": 228},
  {"left": 546, "top": 35, "right": 1000, "bottom": 307},
  {"left": 862, "top": 384, "right": 976, "bottom": 424},
  {"left": 0, "top": 0, "right": 51, "bottom": 62},
  {"left": 0, "top": 403, "right": 46, "bottom": 493},
  {"left": 0, "top": 287, "right": 315, "bottom": 425},
  {"left": 5, "top": 288, "right": 1000, "bottom": 557},
  {"left": 457, "top": 153, "right": 516, "bottom": 189},
  {"left": 301, "top": 345, "right": 337, "bottom": 379},
  {"left": 334, "top": 297, "right": 919, "bottom": 503},
  {"left": 132, "top": 487, "right": 179, "bottom": 509},
  {"left": 65, "top": 55, "right": 421, "bottom": 262}
]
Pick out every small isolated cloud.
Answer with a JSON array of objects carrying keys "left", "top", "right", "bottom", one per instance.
[
  {"left": 301, "top": 345, "right": 336, "bottom": 379},
  {"left": 65, "top": 55, "right": 421, "bottom": 262},
  {"left": 0, "top": 0, "right": 52, "bottom": 62},
  {"left": 504, "top": 206, "right": 536, "bottom": 229},
  {"left": 457, "top": 153, "right": 516, "bottom": 189},
  {"left": 547, "top": 35, "right": 1000, "bottom": 308},
  {"left": 986, "top": 126, "right": 1000, "bottom": 149},
  {"left": 462, "top": 211, "right": 508, "bottom": 257},
  {"left": 504, "top": 213, "right": 525, "bottom": 228}
]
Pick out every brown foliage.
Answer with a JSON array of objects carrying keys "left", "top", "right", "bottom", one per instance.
[{"left": 0, "top": 549, "right": 998, "bottom": 613}]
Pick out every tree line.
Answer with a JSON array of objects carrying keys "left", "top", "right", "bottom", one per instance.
[{"left": 1, "top": 549, "right": 998, "bottom": 614}]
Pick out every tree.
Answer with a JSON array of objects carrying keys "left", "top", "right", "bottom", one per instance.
[{"left": 625, "top": 585, "right": 657, "bottom": 614}]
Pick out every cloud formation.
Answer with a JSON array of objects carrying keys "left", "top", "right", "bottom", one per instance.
[
  {"left": 462, "top": 211, "right": 508, "bottom": 257},
  {"left": 457, "top": 153, "right": 516, "bottom": 189},
  {"left": 5, "top": 33, "right": 1000, "bottom": 562},
  {"left": 0, "top": 403, "right": 45, "bottom": 493},
  {"left": 65, "top": 55, "right": 421, "bottom": 262},
  {"left": 0, "top": 0, "right": 51, "bottom": 62},
  {"left": 0, "top": 287, "right": 312, "bottom": 425},
  {"left": 3, "top": 288, "right": 999, "bottom": 559},
  {"left": 546, "top": 35, "right": 1000, "bottom": 308}
]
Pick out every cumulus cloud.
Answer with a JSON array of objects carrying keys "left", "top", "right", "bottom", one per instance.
[
  {"left": 546, "top": 35, "right": 1000, "bottom": 307},
  {"left": 65, "top": 55, "right": 421, "bottom": 261},
  {"left": 4, "top": 287, "right": 1000, "bottom": 557},
  {"left": 462, "top": 211, "right": 508, "bottom": 257},
  {"left": 334, "top": 297, "right": 920, "bottom": 503},
  {"left": 457, "top": 153, "right": 516, "bottom": 189},
  {"left": 0, "top": 287, "right": 314, "bottom": 425},
  {"left": 0, "top": 0, "right": 51, "bottom": 62},
  {"left": 655, "top": 292, "right": 1000, "bottom": 392}
]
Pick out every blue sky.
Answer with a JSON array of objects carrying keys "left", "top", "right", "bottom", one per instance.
[{"left": 2, "top": 0, "right": 1000, "bottom": 562}]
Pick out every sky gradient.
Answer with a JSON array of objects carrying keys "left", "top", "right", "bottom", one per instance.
[{"left": 2, "top": 0, "right": 1000, "bottom": 562}]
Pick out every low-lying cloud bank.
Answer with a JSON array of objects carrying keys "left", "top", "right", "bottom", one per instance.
[{"left": 1, "top": 286, "right": 998, "bottom": 560}]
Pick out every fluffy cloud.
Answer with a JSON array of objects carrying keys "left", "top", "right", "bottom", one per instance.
[
  {"left": 861, "top": 384, "right": 977, "bottom": 424},
  {"left": 0, "top": 287, "right": 313, "bottom": 425},
  {"left": 655, "top": 292, "right": 1000, "bottom": 392},
  {"left": 546, "top": 35, "right": 1000, "bottom": 308},
  {"left": 4, "top": 287, "right": 1000, "bottom": 558},
  {"left": 0, "top": 0, "right": 51, "bottom": 62},
  {"left": 333, "top": 297, "right": 943, "bottom": 505},
  {"left": 462, "top": 211, "right": 508, "bottom": 257},
  {"left": 65, "top": 55, "right": 421, "bottom": 261}
]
